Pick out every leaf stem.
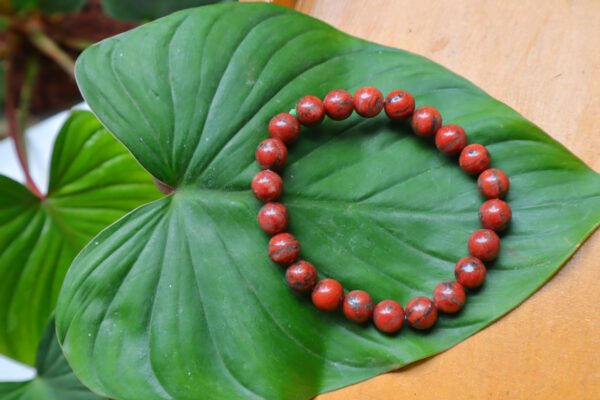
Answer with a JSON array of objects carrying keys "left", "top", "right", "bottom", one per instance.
[
  {"left": 17, "top": 57, "right": 38, "bottom": 140},
  {"left": 26, "top": 26, "right": 75, "bottom": 77},
  {"left": 3, "top": 59, "right": 45, "bottom": 199},
  {"left": 56, "top": 36, "right": 94, "bottom": 52},
  {"left": 153, "top": 177, "right": 175, "bottom": 195}
]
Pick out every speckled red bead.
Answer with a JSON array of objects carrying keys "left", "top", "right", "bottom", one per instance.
[
  {"left": 256, "top": 138, "right": 287, "bottom": 169},
  {"left": 479, "top": 199, "right": 512, "bottom": 231},
  {"left": 411, "top": 106, "right": 442, "bottom": 137},
  {"left": 468, "top": 229, "right": 500, "bottom": 262},
  {"left": 286, "top": 260, "right": 318, "bottom": 292},
  {"left": 312, "top": 278, "right": 344, "bottom": 312},
  {"left": 268, "top": 233, "right": 300, "bottom": 265},
  {"left": 384, "top": 89, "right": 415, "bottom": 119},
  {"left": 268, "top": 112, "right": 300, "bottom": 143},
  {"left": 478, "top": 168, "right": 510, "bottom": 199},
  {"left": 257, "top": 202, "right": 288, "bottom": 235},
  {"left": 354, "top": 86, "right": 384, "bottom": 118},
  {"left": 406, "top": 296, "right": 438, "bottom": 330},
  {"left": 433, "top": 281, "right": 466, "bottom": 313},
  {"left": 251, "top": 170, "right": 283, "bottom": 202},
  {"left": 435, "top": 124, "right": 467, "bottom": 155},
  {"left": 454, "top": 257, "right": 487, "bottom": 289},
  {"left": 323, "top": 89, "right": 354, "bottom": 120},
  {"left": 296, "top": 95, "right": 325, "bottom": 126},
  {"left": 343, "top": 290, "right": 374, "bottom": 323},
  {"left": 373, "top": 300, "right": 405, "bottom": 333},
  {"left": 459, "top": 144, "right": 490, "bottom": 175}
]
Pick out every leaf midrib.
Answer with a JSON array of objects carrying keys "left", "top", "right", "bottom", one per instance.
[{"left": 40, "top": 200, "right": 83, "bottom": 253}]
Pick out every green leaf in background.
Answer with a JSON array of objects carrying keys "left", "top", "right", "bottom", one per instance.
[
  {"left": 56, "top": 3, "right": 600, "bottom": 399},
  {"left": 0, "top": 110, "right": 160, "bottom": 365},
  {"left": 8, "top": 0, "right": 36, "bottom": 12},
  {"left": 10, "top": 0, "right": 85, "bottom": 13},
  {"left": 38, "top": 0, "right": 86, "bottom": 15},
  {"left": 0, "top": 15, "right": 10, "bottom": 30},
  {"left": 102, "top": 0, "right": 235, "bottom": 22},
  {"left": 0, "top": 319, "right": 103, "bottom": 399}
]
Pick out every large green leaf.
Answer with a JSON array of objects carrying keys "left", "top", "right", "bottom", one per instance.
[
  {"left": 56, "top": 3, "right": 600, "bottom": 399},
  {"left": 102, "top": 0, "right": 235, "bottom": 22},
  {"left": 0, "top": 111, "right": 160, "bottom": 365},
  {"left": 0, "top": 319, "right": 103, "bottom": 399}
]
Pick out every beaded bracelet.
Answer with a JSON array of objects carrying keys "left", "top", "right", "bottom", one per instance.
[{"left": 251, "top": 87, "right": 511, "bottom": 334}]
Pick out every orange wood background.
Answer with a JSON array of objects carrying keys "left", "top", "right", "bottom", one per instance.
[{"left": 260, "top": 1, "right": 600, "bottom": 398}]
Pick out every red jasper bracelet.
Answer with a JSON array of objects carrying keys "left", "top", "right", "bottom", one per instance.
[{"left": 251, "top": 87, "right": 511, "bottom": 334}]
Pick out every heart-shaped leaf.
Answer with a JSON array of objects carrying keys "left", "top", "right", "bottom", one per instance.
[
  {"left": 102, "top": 0, "right": 235, "bottom": 21},
  {"left": 0, "top": 319, "right": 103, "bottom": 399},
  {"left": 56, "top": 3, "right": 600, "bottom": 399},
  {"left": 0, "top": 111, "right": 160, "bottom": 365}
]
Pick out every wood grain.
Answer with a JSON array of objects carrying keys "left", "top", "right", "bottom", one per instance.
[{"left": 289, "top": 1, "right": 599, "bottom": 399}]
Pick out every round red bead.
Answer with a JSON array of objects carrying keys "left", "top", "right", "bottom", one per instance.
[
  {"left": 268, "top": 112, "right": 300, "bottom": 143},
  {"left": 478, "top": 168, "right": 510, "bottom": 199},
  {"left": 286, "top": 260, "right": 318, "bottom": 292},
  {"left": 323, "top": 89, "right": 354, "bottom": 120},
  {"left": 373, "top": 300, "right": 405, "bottom": 333},
  {"left": 255, "top": 138, "right": 287, "bottom": 169},
  {"left": 459, "top": 144, "right": 490, "bottom": 174},
  {"left": 296, "top": 95, "right": 325, "bottom": 126},
  {"left": 257, "top": 202, "right": 288, "bottom": 235},
  {"left": 384, "top": 89, "right": 415, "bottom": 119},
  {"left": 468, "top": 229, "right": 500, "bottom": 262},
  {"left": 406, "top": 296, "right": 437, "bottom": 330},
  {"left": 354, "top": 86, "right": 384, "bottom": 118},
  {"left": 435, "top": 124, "right": 467, "bottom": 155},
  {"left": 251, "top": 170, "right": 283, "bottom": 202},
  {"left": 454, "top": 257, "right": 487, "bottom": 289},
  {"left": 312, "top": 278, "right": 344, "bottom": 312},
  {"left": 411, "top": 106, "right": 442, "bottom": 137},
  {"left": 479, "top": 199, "right": 512, "bottom": 231},
  {"left": 268, "top": 233, "right": 300, "bottom": 265},
  {"left": 343, "top": 290, "right": 374, "bottom": 323},
  {"left": 433, "top": 281, "right": 466, "bottom": 313}
]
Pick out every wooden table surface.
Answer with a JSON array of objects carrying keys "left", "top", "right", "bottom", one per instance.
[{"left": 285, "top": 1, "right": 599, "bottom": 399}]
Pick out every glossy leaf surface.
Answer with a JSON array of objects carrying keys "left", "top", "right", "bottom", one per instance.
[
  {"left": 0, "top": 111, "right": 160, "bottom": 364},
  {"left": 0, "top": 320, "right": 103, "bottom": 399},
  {"left": 57, "top": 4, "right": 600, "bottom": 399}
]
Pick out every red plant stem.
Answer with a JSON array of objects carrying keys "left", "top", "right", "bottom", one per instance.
[
  {"left": 3, "top": 60, "right": 45, "bottom": 199},
  {"left": 152, "top": 177, "right": 175, "bottom": 195},
  {"left": 18, "top": 58, "right": 38, "bottom": 138}
]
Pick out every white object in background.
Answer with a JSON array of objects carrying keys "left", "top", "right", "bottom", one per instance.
[
  {"left": 0, "top": 104, "right": 89, "bottom": 382},
  {"left": 0, "top": 356, "right": 35, "bottom": 381},
  {"left": 0, "top": 103, "right": 89, "bottom": 191},
  {"left": 0, "top": 111, "right": 69, "bottom": 191}
]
